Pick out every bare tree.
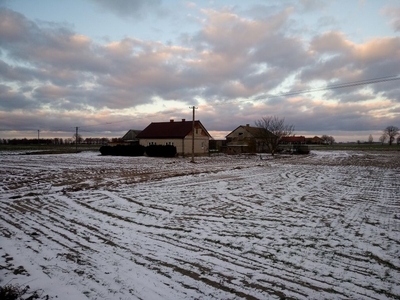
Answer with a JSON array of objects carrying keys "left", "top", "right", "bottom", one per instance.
[
  {"left": 73, "top": 133, "right": 83, "bottom": 144},
  {"left": 255, "top": 116, "right": 294, "bottom": 156},
  {"left": 368, "top": 134, "right": 373, "bottom": 144},
  {"left": 379, "top": 134, "right": 387, "bottom": 145},
  {"left": 383, "top": 126, "right": 399, "bottom": 145},
  {"left": 321, "top": 135, "right": 335, "bottom": 145}
]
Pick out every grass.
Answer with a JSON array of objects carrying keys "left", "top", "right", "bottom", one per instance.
[
  {"left": 0, "top": 144, "right": 101, "bottom": 153},
  {"left": 308, "top": 143, "right": 400, "bottom": 151},
  {"left": 1, "top": 143, "right": 399, "bottom": 153}
]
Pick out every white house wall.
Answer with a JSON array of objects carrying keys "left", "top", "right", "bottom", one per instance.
[{"left": 139, "top": 136, "right": 209, "bottom": 156}]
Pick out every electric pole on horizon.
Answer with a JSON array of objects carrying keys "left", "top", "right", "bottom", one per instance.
[
  {"left": 75, "top": 127, "right": 79, "bottom": 152},
  {"left": 189, "top": 106, "right": 198, "bottom": 163}
]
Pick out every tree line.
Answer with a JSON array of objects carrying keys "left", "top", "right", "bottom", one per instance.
[
  {"left": 255, "top": 116, "right": 399, "bottom": 156},
  {"left": 0, "top": 137, "right": 115, "bottom": 145},
  {"left": 378, "top": 126, "right": 400, "bottom": 145}
]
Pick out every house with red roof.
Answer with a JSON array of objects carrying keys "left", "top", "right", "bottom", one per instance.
[
  {"left": 280, "top": 136, "right": 306, "bottom": 144},
  {"left": 305, "top": 136, "right": 324, "bottom": 144},
  {"left": 136, "top": 119, "right": 212, "bottom": 156}
]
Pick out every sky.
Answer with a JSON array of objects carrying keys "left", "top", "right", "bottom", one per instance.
[{"left": 0, "top": 0, "right": 399, "bottom": 142}]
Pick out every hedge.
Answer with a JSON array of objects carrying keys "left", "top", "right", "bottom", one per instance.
[
  {"left": 99, "top": 145, "right": 145, "bottom": 156},
  {"left": 145, "top": 145, "right": 177, "bottom": 157}
]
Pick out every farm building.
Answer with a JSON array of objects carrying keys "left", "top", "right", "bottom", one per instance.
[
  {"left": 280, "top": 136, "right": 306, "bottom": 144},
  {"left": 306, "top": 136, "right": 324, "bottom": 144},
  {"left": 225, "top": 124, "right": 275, "bottom": 154},
  {"left": 121, "top": 129, "right": 142, "bottom": 143},
  {"left": 136, "top": 119, "right": 212, "bottom": 156}
]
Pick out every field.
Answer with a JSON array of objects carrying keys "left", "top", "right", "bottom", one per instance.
[{"left": 0, "top": 150, "right": 399, "bottom": 299}]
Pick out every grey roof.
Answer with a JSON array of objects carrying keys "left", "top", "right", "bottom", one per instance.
[{"left": 122, "top": 129, "right": 142, "bottom": 140}]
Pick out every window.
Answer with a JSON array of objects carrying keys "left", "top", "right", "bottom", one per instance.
[
  {"left": 238, "top": 132, "right": 243, "bottom": 136},
  {"left": 149, "top": 142, "right": 157, "bottom": 145},
  {"left": 166, "top": 142, "right": 174, "bottom": 146}
]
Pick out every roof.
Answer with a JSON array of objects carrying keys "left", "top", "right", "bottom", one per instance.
[
  {"left": 226, "top": 125, "right": 275, "bottom": 139},
  {"left": 121, "top": 129, "right": 142, "bottom": 140},
  {"left": 311, "top": 136, "right": 323, "bottom": 141},
  {"left": 281, "top": 136, "right": 306, "bottom": 143},
  {"left": 136, "top": 120, "right": 212, "bottom": 139}
]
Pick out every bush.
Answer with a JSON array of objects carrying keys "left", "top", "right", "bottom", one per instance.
[
  {"left": 99, "top": 145, "right": 145, "bottom": 156},
  {"left": 0, "top": 284, "right": 39, "bottom": 300},
  {"left": 294, "top": 145, "right": 310, "bottom": 154},
  {"left": 145, "top": 145, "right": 177, "bottom": 157}
]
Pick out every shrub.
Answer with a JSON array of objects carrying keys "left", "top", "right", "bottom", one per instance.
[
  {"left": 99, "top": 145, "right": 145, "bottom": 156},
  {"left": 145, "top": 145, "right": 177, "bottom": 157},
  {"left": 0, "top": 284, "right": 39, "bottom": 300}
]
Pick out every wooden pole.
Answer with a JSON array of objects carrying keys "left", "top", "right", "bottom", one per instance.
[{"left": 189, "top": 106, "right": 197, "bottom": 163}]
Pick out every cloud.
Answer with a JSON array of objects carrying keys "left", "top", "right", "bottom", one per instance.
[
  {"left": 299, "top": 0, "right": 329, "bottom": 12},
  {"left": 300, "top": 31, "right": 400, "bottom": 100},
  {"left": 0, "top": 4, "right": 399, "bottom": 140},
  {"left": 382, "top": 5, "right": 400, "bottom": 32},
  {"left": 0, "top": 84, "right": 34, "bottom": 111},
  {"left": 89, "top": 0, "right": 163, "bottom": 19}
]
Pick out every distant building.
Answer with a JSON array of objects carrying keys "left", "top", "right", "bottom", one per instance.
[
  {"left": 225, "top": 124, "right": 274, "bottom": 154},
  {"left": 209, "top": 139, "right": 227, "bottom": 153},
  {"left": 305, "top": 136, "right": 324, "bottom": 144},
  {"left": 121, "top": 129, "right": 142, "bottom": 143},
  {"left": 280, "top": 136, "right": 306, "bottom": 144}
]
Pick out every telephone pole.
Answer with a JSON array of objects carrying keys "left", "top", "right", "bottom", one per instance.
[
  {"left": 75, "top": 127, "right": 79, "bottom": 152},
  {"left": 189, "top": 106, "right": 198, "bottom": 163}
]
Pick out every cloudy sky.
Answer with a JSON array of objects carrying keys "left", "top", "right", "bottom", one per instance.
[{"left": 1, "top": 0, "right": 399, "bottom": 142}]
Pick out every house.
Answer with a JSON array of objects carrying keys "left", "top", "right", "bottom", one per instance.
[
  {"left": 225, "top": 124, "right": 273, "bottom": 154},
  {"left": 136, "top": 119, "right": 212, "bottom": 156},
  {"left": 280, "top": 136, "right": 306, "bottom": 144},
  {"left": 121, "top": 129, "right": 142, "bottom": 144},
  {"left": 209, "top": 139, "right": 227, "bottom": 153},
  {"left": 107, "top": 129, "right": 142, "bottom": 146},
  {"left": 306, "top": 136, "right": 324, "bottom": 144}
]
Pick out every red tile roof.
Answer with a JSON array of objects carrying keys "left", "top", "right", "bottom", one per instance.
[
  {"left": 136, "top": 120, "right": 211, "bottom": 139},
  {"left": 280, "top": 136, "right": 306, "bottom": 143}
]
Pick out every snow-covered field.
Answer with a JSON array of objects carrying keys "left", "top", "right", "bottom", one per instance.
[{"left": 0, "top": 150, "right": 399, "bottom": 300}]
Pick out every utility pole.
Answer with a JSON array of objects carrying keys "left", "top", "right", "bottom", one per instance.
[
  {"left": 75, "top": 127, "right": 79, "bottom": 152},
  {"left": 189, "top": 106, "right": 198, "bottom": 163},
  {"left": 37, "top": 130, "right": 40, "bottom": 145}
]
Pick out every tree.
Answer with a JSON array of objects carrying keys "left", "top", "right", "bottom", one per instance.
[
  {"left": 321, "top": 135, "right": 335, "bottom": 145},
  {"left": 254, "top": 116, "right": 295, "bottom": 156},
  {"left": 72, "top": 133, "right": 83, "bottom": 144},
  {"left": 379, "top": 134, "right": 387, "bottom": 145},
  {"left": 368, "top": 134, "right": 373, "bottom": 144},
  {"left": 383, "top": 126, "right": 399, "bottom": 146}
]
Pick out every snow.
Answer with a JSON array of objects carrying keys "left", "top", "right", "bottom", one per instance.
[{"left": 0, "top": 150, "right": 399, "bottom": 299}]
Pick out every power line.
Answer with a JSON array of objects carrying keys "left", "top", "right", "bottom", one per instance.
[
  {"left": 5, "top": 74, "right": 399, "bottom": 136},
  {"left": 264, "top": 74, "right": 400, "bottom": 99}
]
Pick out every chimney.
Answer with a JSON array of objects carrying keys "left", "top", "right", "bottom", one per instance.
[
  {"left": 182, "top": 119, "right": 186, "bottom": 122},
  {"left": 170, "top": 119, "right": 174, "bottom": 122}
]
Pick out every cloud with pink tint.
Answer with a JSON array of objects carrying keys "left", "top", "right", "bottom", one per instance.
[{"left": 0, "top": 1, "right": 399, "bottom": 142}]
